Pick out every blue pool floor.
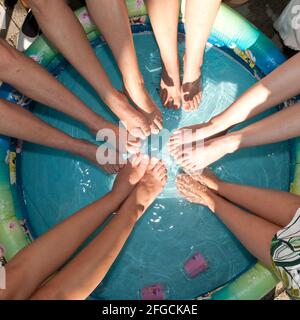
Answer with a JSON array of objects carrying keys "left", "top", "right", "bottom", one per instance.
[{"left": 21, "top": 32, "right": 290, "bottom": 299}]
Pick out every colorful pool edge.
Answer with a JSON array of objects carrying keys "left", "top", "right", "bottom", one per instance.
[{"left": 0, "top": 1, "right": 295, "bottom": 300}]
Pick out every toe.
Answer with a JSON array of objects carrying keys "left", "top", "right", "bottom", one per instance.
[
  {"left": 189, "top": 99, "right": 195, "bottom": 111},
  {"left": 157, "top": 166, "right": 167, "bottom": 177},
  {"left": 183, "top": 102, "right": 190, "bottom": 111},
  {"left": 127, "top": 143, "right": 141, "bottom": 154},
  {"left": 152, "top": 159, "right": 164, "bottom": 172},
  {"left": 174, "top": 149, "right": 188, "bottom": 161},
  {"left": 168, "top": 144, "right": 180, "bottom": 155},
  {"left": 162, "top": 176, "right": 168, "bottom": 184},
  {"left": 143, "top": 125, "right": 152, "bottom": 138},
  {"left": 148, "top": 157, "right": 160, "bottom": 170},
  {"left": 173, "top": 96, "right": 181, "bottom": 110},
  {"left": 154, "top": 117, "right": 163, "bottom": 131},
  {"left": 140, "top": 154, "right": 149, "bottom": 165},
  {"left": 130, "top": 153, "right": 142, "bottom": 167},
  {"left": 192, "top": 98, "right": 197, "bottom": 110},
  {"left": 195, "top": 94, "right": 201, "bottom": 106},
  {"left": 168, "top": 134, "right": 182, "bottom": 146},
  {"left": 160, "top": 88, "right": 168, "bottom": 107},
  {"left": 150, "top": 123, "right": 160, "bottom": 135},
  {"left": 128, "top": 135, "right": 141, "bottom": 146},
  {"left": 115, "top": 164, "right": 123, "bottom": 173},
  {"left": 130, "top": 127, "right": 146, "bottom": 140}
]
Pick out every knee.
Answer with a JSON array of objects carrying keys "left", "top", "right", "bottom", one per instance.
[
  {"left": 26, "top": 0, "right": 58, "bottom": 14},
  {"left": 0, "top": 40, "right": 17, "bottom": 77}
]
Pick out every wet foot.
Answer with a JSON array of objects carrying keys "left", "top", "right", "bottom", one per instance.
[
  {"left": 176, "top": 174, "right": 213, "bottom": 206},
  {"left": 160, "top": 61, "right": 181, "bottom": 110},
  {"left": 124, "top": 78, "right": 163, "bottom": 135},
  {"left": 191, "top": 168, "right": 220, "bottom": 191},
  {"left": 91, "top": 121, "right": 141, "bottom": 155},
  {"left": 112, "top": 153, "right": 150, "bottom": 197},
  {"left": 126, "top": 158, "right": 168, "bottom": 220},
  {"left": 109, "top": 91, "right": 152, "bottom": 140},
  {"left": 181, "top": 55, "right": 202, "bottom": 111}
]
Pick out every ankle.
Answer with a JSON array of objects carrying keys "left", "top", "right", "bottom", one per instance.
[
  {"left": 77, "top": 139, "right": 97, "bottom": 161},
  {"left": 120, "top": 197, "right": 144, "bottom": 221},
  {"left": 161, "top": 58, "right": 180, "bottom": 76},
  {"left": 202, "top": 190, "right": 218, "bottom": 212},
  {"left": 183, "top": 55, "right": 203, "bottom": 80},
  {"left": 101, "top": 87, "right": 123, "bottom": 107}
]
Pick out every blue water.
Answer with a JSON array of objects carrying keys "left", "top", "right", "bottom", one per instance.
[{"left": 21, "top": 33, "right": 290, "bottom": 299}]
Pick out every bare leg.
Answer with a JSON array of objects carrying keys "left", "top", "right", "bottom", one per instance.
[
  {"left": 176, "top": 174, "right": 280, "bottom": 266},
  {"left": 0, "top": 39, "right": 140, "bottom": 154},
  {"left": 171, "top": 102, "right": 300, "bottom": 171},
  {"left": 27, "top": 0, "right": 151, "bottom": 139},
  {"left": 193, "top": 169, "right": 300, "bottom": 227},
  {"left": 0, "top": 155, "right": 149, "bottom": 300},
  {"left": 0, "top": 99, "right": 123, "bottom": 174},
  {"left": 86, "top": 0, "right": 163, "bottom": 134},
  {"left": 208, "top": 191, "right": 279, "bottom": 266},
  {"left": 170, "top": 53, "right": 300, "bottom": 147},
  {"left": 145, "top": 0, "right": 181, "bottom": 110},
  {"left": 183, "top": 0, "right": 221, "bottom": 111},
  {"left": 30, "top": 158, "right": 167, "bottom": 300}
]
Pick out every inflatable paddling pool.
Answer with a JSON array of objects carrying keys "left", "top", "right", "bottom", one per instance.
[{"left": 0, "top": 2, "right": 298, "bottom": 300}]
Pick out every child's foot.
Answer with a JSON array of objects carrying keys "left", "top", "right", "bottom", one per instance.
[
  {"left": 176, "top": 174, "right": 212, "bottom": 206},
  {"left": 128, "top": 158, "right": 168, "bottom": 219},
  {"left": 160, "top": 61, "right": 181, "bottom": 110},
  {"left": 108, "top": 91, "right": 152, "bottom": 140},
  {"left": 124, "top": 79, "right": 163, "bottom": 135},
  {"left": 181, "top": 55, "right": 202, "bottom": 111},
  {"left": 168, "top": 122, "right": 213, "bottom": 150},
  {"left": 112, "top": 153, "right": 149, "bottom": 197},
  {"left": 170, "top": 135, "right": 238, "bottom": 172},
  {"left": 89, "top": 120, "right": 141, "bottom": 154}
]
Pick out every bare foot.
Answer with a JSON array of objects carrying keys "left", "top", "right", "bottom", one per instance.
[
  {"left": 77, "top": 139, "right": 125, "bottom": 174},
  {"left": 112, "top": 153, "right": 149, "bottom": 197},
  {"left": 92, "top": 121, "right": 141, "bottom": 155},
  {"left": 160, "top": 62, "right": 181, "bottom": 110},
  {"left": 176, "top": 174, "right": 213, "bottom": 206},
  {"left": 108, "top": 91, "right": 152, "bottom": 140},
  {"left": 168, "top": 122, "right": 219, "bottom": 151},
  {"left": 124, "top": 79, "right": 163, "bottom": 135},
  {"left": 129, "top": 158, "right": 168, "bottom": 219},
  {"left": 181, "top": 55, "right": 202, "bottom": 111},
  {"left": 170, "top": 135, "right": 238, "bottom": 172},
  {"left": 191, "top": 168, "right": 220, "bottom": 191}
]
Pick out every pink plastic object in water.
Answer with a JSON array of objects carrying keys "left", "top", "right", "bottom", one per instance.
[
  {"left": 184, "top": 252, "right": 208, "bottom": 278},
  {"left": 141, "top": 284, "right": 165, "bottom": 300}
]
